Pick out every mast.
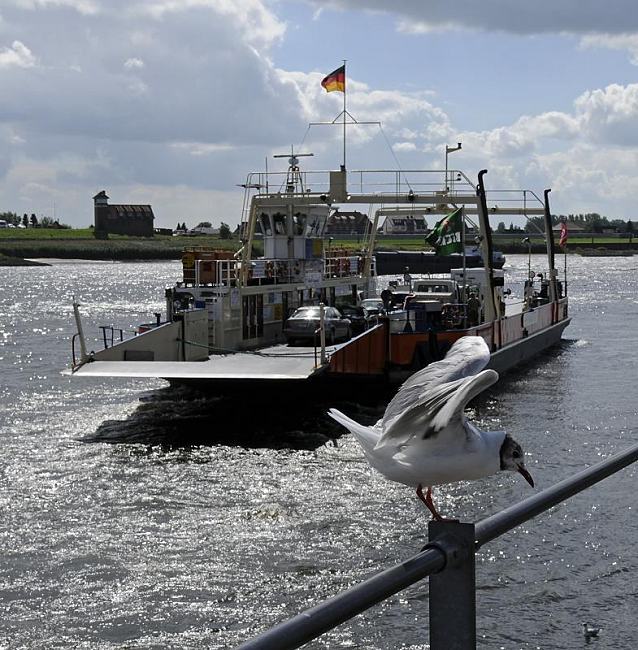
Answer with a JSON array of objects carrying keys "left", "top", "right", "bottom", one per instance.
[
  {"left": 543, "top": 189, "right": 559, "bottom": 304},
  {"left": 461, "top": 206, "right": 467, "bottom": 309},
  {"left": 476, "top": 170, "right": 497, "bottom": 324},
  {"left": 342, "top": 59, "right": 347, "bottom": 170}
]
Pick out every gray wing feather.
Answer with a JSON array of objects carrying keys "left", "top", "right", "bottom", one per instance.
[
  {"left": 429, "top": 369, "right": 499, "bottom": 433},
  {"left": 381, "top": 336, "right": 492, "bottom": 429},
  {"left": 374, "top": 369, "right": 499, "bottom": 450}
]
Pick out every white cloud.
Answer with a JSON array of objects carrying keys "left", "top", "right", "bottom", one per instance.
[
  {"left": 0, "top": 40, "right": 36, "bottom": 68},
  {"left": 124, "top": 57, "right": 145, "bottom": 69},
  {"left": 133, "top": 0, "right": 286, "bottom": 49},
  {"left": 9, "top": 0, "right": 99, "bottom": 14},
  {"left": 274, "top": 69, "right": 454, "bottom": 164},
  {"left": 574, "top": 83, "right": 638, "bottom": 145},
  {"left": 170, "top": 141, "right": 233, "bottom": 156},
  {"left": 0, "top": 0, "right": 298, "bottom": 225},
  {"left": 313, "top": 1, "right": 638, "bottom": 35},
  {"left": 424, "top": 83, "right": 638, "bottom": 218},
  {"left": 393, "top": 141, "right": 417, "bottom": 152},
  {"left": 397, "top": 19, "right": 456, "bottom": 35},
  {"left": 581, "top": 33, "right": 638, "bottom": 65},
  {"left": 2, "top": 1, "right": 638, "bottom": 227}
]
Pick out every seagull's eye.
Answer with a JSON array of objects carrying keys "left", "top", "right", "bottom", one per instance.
[{"left": 513, "top": 451, "right": 521, "bottom": 459}]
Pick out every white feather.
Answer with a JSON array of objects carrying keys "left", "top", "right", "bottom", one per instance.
[{"left": 327, "top": 336, "right": 506, "bottom": 489}]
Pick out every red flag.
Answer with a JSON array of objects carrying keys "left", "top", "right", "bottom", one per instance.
[{"left": 559, "top": 222, "right": 568, "bottom": 247}]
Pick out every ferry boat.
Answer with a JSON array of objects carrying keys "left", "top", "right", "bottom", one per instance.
[{"left": 68, "top": 158, "right": 569, "bottom": 397}]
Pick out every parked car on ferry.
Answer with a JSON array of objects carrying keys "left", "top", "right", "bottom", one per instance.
[
  {"left": 337, "top": 304, "right": 368, "bottom": 336},
  {"left": 360, "top": 299, "right": 385, "bottom": 317},
  {"left": 284, "top": 306, "right": 352, "bottom": 345}
]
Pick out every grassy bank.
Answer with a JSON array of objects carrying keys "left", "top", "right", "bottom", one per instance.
[
  {"left": 0, "top": 231, "right": 240, "bottom": 260},
  {"left": 0, "top": 228, "right": 635, "bottom": 261}
]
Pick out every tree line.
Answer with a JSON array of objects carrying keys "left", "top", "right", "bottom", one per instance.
[
  {"left": 0, "top": 211, "right": 70, "bottom": 229},
  {"left": 497, "top": 213, "right": 634, "bottom": 234}
]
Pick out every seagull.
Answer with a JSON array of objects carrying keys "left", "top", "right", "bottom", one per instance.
[
  {"left": 583, "top": 622, "right": 600, "bottom": 640},
  {"left": 328, "top": 336, "right": 534, "bottom": 520}
]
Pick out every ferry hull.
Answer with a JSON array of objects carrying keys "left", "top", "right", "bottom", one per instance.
[
  {"left": 163, "top": 320, "right": 570, "bottom": 398},
  {"left": 487, "top": 318, "right": 570, "bottom": 375},
  {"left": 70, "top": 304, "right": 571, "bottom": 397},
  {"left": 375, "top": 250, "right": 505, "bottom": 275}
]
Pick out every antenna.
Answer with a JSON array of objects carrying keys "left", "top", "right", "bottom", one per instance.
[
  {"left": 273, "top": 145, "right": 314, "bottom": 167},
  {"left": 273, "top": 145, "right": 314, "bottom": 194}
]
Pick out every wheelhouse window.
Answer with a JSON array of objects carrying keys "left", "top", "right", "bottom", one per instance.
[
  {"left": 293, "top": 212, "right": 306, "bottom": 235},
  {"left": 273, "top": 212, "right": 286, "bottom": 235},
  {"left": 259, "top": 213, "right": 272, "bottom": 236}
]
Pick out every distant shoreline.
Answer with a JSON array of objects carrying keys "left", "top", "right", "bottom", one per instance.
[
  {"left": 0, "top": 255, "right": 51, "bottom": 267},
  {"left": 0, "top": 232, "right": 634, "bottom": 265}
]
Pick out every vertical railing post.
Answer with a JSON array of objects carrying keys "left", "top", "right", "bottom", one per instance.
[{"left": 428, "top": 521, "right": 476, "bottom": 649}]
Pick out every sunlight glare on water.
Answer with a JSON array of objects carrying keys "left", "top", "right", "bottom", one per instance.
[{"left": 0, "top": 256, "right": 636, "bottom": 648}]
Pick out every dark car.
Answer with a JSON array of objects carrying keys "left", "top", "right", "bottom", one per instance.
[
  {"left": 284, "top": 306, "right": 352, "bottom": 345},
  {"left": 338, "top": 305, "right": 368, "bottom": 336},
  {"left": 360, "top": 298, "right": 385, "bottom": 318}
]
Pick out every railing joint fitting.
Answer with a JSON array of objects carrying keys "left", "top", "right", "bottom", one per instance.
[
  {"left": 420, "top": 540, "right": 450, "bottom": 573},
  {"left": 423, "top": 523, "right": 475, "bottom": 572},
  {"left": 422, "top": 535, "right": 470, "bottom": 572}
]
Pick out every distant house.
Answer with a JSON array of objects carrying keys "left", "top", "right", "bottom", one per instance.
[
  {"left": 552, "top": 220, "right": 586, "bottom": 234},
  {"left": 381, "top": 215, "right": 428, "bottom": 235},
  {"left": 93, "top": 190, "right": 154, "bottom": 237},
  {"left": 326, "top": 210, "right": 371, "bottom": 236}
]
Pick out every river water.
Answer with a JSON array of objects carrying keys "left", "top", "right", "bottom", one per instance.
[{"left": 0, "top": 255, "right": 636, "bottom": 649}]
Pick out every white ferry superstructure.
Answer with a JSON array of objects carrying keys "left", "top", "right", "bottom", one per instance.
[{"left": 68, "top": 160, "right": 570, "bottom": 395}]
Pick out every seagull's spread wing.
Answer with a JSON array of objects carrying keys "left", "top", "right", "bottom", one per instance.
[
  {"left": 381, "top": 336, "right": 492, "bottom": 431},
  {"left": 374, "top": 369, "right": 498, "bottom": 450}
]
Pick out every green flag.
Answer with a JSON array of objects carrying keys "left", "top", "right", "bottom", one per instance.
[{"left": 425, "top": 208, "right": 464, "bottom": 255}]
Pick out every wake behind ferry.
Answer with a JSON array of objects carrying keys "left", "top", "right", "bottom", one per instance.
[{"left": 68, "top": 150, "right": 570, "bottom": 396}]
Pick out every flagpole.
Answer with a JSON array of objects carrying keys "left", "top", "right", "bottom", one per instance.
[
  {"left": 342, "top": 59, "right": 347, "bottom": 170},
  {"left": 462, "top": 207, "right": 467, "bottom": 316}
]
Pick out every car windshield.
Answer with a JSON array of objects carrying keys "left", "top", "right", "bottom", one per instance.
[
  {"left": 290, "top": 307, "right": 321, "bottom": 319},
  {"left": 361, "top": 300, "right": 383, "bottom": 309}
]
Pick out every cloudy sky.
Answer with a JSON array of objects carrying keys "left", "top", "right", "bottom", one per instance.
[{"left": 2, "top": 0, "right": 638, "bottom": 228}]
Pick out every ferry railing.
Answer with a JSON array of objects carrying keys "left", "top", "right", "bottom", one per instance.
[
  {"left": 98, "top": 325, "right": 124, "bottom": 349},
  {"left": 237, "top": 442, "right": 638, "bottom": 650},
  {"left": 237, "top": 257, "right": 365, "bottom": 286},
  {"left": 241, "top": 169, "right": 548, "bottom": 212},
  {"left": 243, "top": 169, "right": 478, "bottom": 200}
]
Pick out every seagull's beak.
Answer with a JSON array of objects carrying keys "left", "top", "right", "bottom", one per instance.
[{"left": 517, "top": 464, "right": 534, "bottom": 488}]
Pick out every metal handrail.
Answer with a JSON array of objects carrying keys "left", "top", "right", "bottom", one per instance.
[{"left": 237, "top": 441, "right": 638, "bottom": 650}]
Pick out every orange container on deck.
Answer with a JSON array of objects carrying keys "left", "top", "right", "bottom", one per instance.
[{"left": 182, "top": 249, "right": 235, "bottom": 284}]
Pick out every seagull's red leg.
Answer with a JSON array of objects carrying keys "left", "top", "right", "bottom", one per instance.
[{"left": 416, "top": 484, "right": 443, "bottom": 521}]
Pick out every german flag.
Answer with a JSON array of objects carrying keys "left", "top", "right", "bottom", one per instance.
[{"left": 321, "top": 65, "right": 345, "bottom": 93}]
